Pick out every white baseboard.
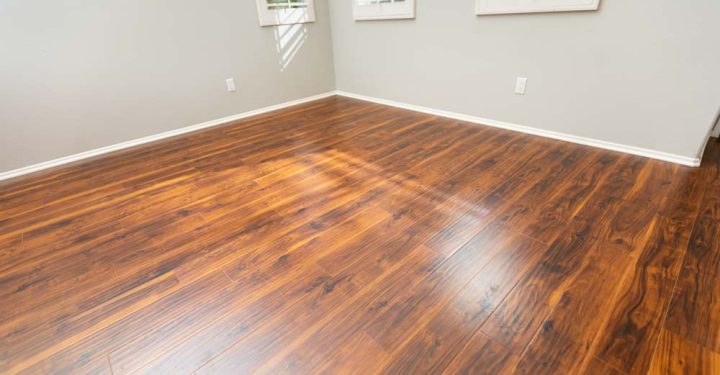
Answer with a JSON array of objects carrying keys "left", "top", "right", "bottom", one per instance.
[
  {"left": 0, "top": 89, "right": 703, "bottom": 182},
  {"left": 0, "top": 91, "right": 336, "bottom": 182},
  {"left": 335, "top": 91, "right": 701, "bottom": 167}
]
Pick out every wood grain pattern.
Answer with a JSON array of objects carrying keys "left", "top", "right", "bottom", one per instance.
[
  {"left": 583, "top": 357, "right": 626, "bottom": 375},
  {"left": 647, "top": 330, "right": 720, "bottom": 375},
  {"left": 1, "top": 96, "right": 719, "bottom": 374},
  {"left": 442, "top": 331, "right": 519, "bottom": 375},
  {"left": 593, "top": 199, "right": 702, "bottom": 374},
  {"left": 664, "top": 269, "right": 720, "bottom": 354}
]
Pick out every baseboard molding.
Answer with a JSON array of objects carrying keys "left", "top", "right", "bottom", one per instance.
[
  {"left": 0, "top": 91, "right": 337, "bottom": 182},
  {"left": 0, "top": 89, "right": 702, "bottom": 182},
  {"left": 336, "top": 90, "right": 701, "bottom": 167}
]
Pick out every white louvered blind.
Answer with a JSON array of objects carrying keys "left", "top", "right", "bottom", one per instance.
[
  {"left": 353, "top": 0, "right": 415, "bottom": 20},
  {"left": 256, "top": 0, "right": 316, "bottom": 26}
]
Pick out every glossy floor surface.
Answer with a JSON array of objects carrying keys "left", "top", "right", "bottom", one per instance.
[{"left": 1, "top": 97, "right": 719, "bottom": 375}]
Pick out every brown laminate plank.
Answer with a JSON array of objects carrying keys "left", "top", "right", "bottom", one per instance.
[
  {"left": 490, "top": 148, "right": 616, "bottom": 244},
  {"left": 647, "top": 329, "right": 720, "bottom": 375},
  {"left": 0, "top": 98, "right": 384, "bottom": 239},
  {"left": 5, "top": 271, "right": 231, "bottom": 374},
  {"left": 479, "top": 192, "right": 625, "bottom": 354},
  {"left": 111, "top": 207, "right": 391, "bottom": 374},
  {"left": 1, "top": 97, "right": 718, "bottom": 375},
  {"left": 681, "top": 187, "right": 720, "bottom": 278},
  {"left": 314, "top": 332, "right": 389, "bottom": 375},
  {"left": 593, "top": 199, "right": 703, "bottom": 374},
  {"left": 511, "top": 198, "right": 661, "bottom": 375},
  {"left": 363, "top": 225, "right": 516, "bottom": 352},
  {"left": 195, "top": 244, "right": 449, "bottom": 375},
  {"left": 664, "top": 268, "right": 720, "bottom": 354},
  {"left": 441, "top": 331, "right": 519, "bottom": 375},
  {"left": 112, "top": 118, "right": 470, "bottom": 373},
  {"left": 583, "top": 357, "right": 626, "bottom": 375},
  {"left": 376, "top": 230, "right": 547, "bottom": 375}
]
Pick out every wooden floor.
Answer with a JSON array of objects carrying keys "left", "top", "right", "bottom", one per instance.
[{"left": 1, "top": 96, "right": 719, "bottom": 375}]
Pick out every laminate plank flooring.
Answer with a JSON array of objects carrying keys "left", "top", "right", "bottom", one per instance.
[{"left": 1, "top": 96, "right": 719, "bottom": 374}]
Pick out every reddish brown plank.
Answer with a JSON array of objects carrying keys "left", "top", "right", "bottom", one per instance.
[
  {"left": 647, "top": 329, "right": 720, "bottom": 375},
  {"left": 0, "top": 97, "right": 716, "bottom": 375}
]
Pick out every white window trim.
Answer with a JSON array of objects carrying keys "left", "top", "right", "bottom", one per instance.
[
  {"left": 256, "top": 0, "right": 316, "bottom": 27},
  {"left": 476, "top": 0, "right": 600, "bottom": 15},
  {"left": 353, "top": 0, "right": 416, "bottom": 21}
]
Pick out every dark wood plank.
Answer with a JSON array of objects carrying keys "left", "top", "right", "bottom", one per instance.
[
  {"left": 664, "top": 268, "right": 720, "bottom": 354},
  {"left": 593, "top": 199, "right": 701, "bottom": 374},
  {"left": 0, "top": 96, "right": 717, "bottom": 375},
  {"left": 647, "top": 329, "right": 720, "bottom": 375},
  {"left": 681, "top": 188, "right": 720, "bottom": 277},
  {"left": 9, "top": 271, "right": 231, "bottom": 374},
  {"left": 441, "top": 331, "right": 519, "bottom": 375},
  {"left": 490, "top": 149, "right": 617, "bottom": 244},
  {"left": 583, "top": 357, "right": 625, "bottom": 375},
  {"left": 377, "top": 230, "right": 547, "bottom": 374},
  {"left": 113, "top": 207, "right": 390, "bottom": 374},
  {"left": 195, "top": 244, "right": 449, "bottom": 375},
  {"left": 479, "top": 193, "right": 625, "bottom": 354},
  {"left": 511, "top": 198, "right": 660, "bottom": 375}
]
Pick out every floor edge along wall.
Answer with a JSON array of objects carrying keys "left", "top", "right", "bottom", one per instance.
[{"left": 0, "top": 90, "right": 702, "bottom": 182}]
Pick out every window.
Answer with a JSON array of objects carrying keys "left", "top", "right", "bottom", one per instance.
[
  {"left": 256, "top": 0, "right": 316, "bottom": 27},
  {"left": 476, "top": 0, "right": 600, "bottom": 15},
  {"left": 353, "top": 0, "right": 415, "bottom": 21}
]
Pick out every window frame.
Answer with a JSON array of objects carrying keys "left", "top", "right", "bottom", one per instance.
[
  {"left": 256, "top": 0, "right": 316, "bottom": 27},
  {"left": 475, "top": 0, "right": 600, "bottom": 15},
  {"left": 353, "top": 0, "right": 416, "bottom": 21}
]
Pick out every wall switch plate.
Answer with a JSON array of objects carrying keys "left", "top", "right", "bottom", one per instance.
[
  {"left": 226, "top": 78, "right": 237, "bottom": 92},
  {"left": 515, "top": 77, "right": 528, "bottom": 95}
]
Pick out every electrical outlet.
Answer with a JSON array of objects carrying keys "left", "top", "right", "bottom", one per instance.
[
  {"left": 226, "top": 78, "right": 237, "bottom": 92},
  {"left": 515, "top": 77, "right": 528, "bottom": 95}
]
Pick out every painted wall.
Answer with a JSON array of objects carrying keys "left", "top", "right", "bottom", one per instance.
[
  {"left": 0, "top": 0, "right": 335, "bottom": 172},
  {"left": 2, "top": 0, "right": 718, "bottom": 173},
  {"left": 329, "top": 0, "right": 720, "bottom": 160}
]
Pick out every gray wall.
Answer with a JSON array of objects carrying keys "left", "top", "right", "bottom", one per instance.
[
  {"left": 0, "top": 0, "right": 335, "bottom": 172},
  {"left": 2, "top": 0, "right": 718, "bottom": 173},
  {"left": 329, "top": 0, "right": 720, "bottom": 160}
]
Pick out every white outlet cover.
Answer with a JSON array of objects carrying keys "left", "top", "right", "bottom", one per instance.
[
  {"left": 515, "top": 77, "right": 528, "bottom": 95},
  {"left": 226, "top": 78, "right": 237, "bottom": 92}
]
